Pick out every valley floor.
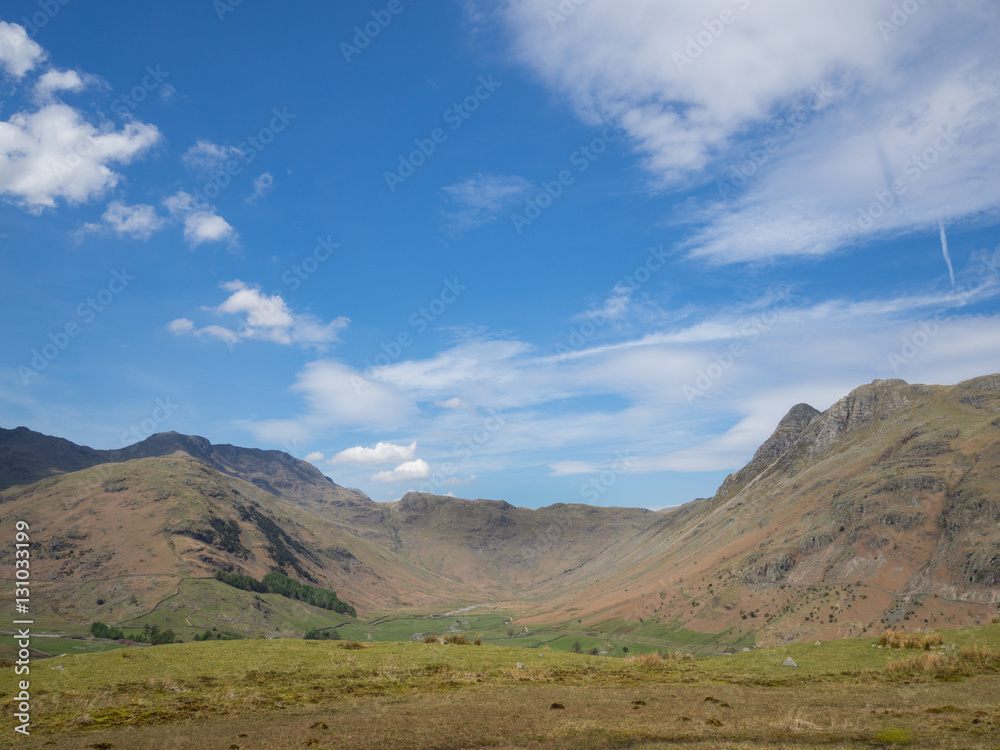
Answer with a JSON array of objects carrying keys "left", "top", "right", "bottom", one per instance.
[{"left": 2, "top": 625, "right": 1000, "bottom": 749}]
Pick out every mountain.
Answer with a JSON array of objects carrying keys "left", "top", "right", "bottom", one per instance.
[
  {"left": 526, "top": 375, "right": 1000, "bottom": 646},
  {"left": 2, "top": 374, "right": 999, "bottom": 645}
]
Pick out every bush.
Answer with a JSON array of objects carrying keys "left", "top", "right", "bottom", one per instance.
[
  {"left": 90, "top": 621, "right": 125, "bottom": 641},
  {"left": 304, "top": 628, "right": 342, "bottom": 640}
]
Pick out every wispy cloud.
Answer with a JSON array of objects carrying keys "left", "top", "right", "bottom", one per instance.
[
  {"left": 499, "top": 1, "right": 1000, "bottom": 263},
  {"left": 441, "top": 173, "right": 532, "bottom": 234},
  {"left": 246, "top": 172, "right": 273, "bottom": 204}
]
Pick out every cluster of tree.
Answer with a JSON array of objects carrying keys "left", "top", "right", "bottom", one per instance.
[
  {"left": 90, "top": 621, "right": 124, "bottom": 640},
  {"left": 193, "top": 628, "right": 241, "bottom": 641},
  {"left": 90, "top": 621, "right": 176, "bottom": 645},
  {"left": 214, "top": 570, "right": 356, "bottom": 617},
  {"left": 303, "top": 628, "right": 343, "bottom": 640},
  {"left": 139, "top": 623, "right": 177, "bottom": 645}
]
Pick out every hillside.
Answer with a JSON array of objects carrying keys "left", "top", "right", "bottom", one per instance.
[
  {"left": 0, "top": 453, "right": 466, "bottom": 629},
  {"left": 527, "top": 375, "right": 1000, "bottom": 646}
]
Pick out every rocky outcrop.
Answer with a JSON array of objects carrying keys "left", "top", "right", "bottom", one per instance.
[{"left": 716, "top": 403, "right": 820, "bottom": 499}]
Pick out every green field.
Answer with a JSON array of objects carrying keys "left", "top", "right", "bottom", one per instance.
[{"left": 2, "top": 623, "right": 999, "bottom": 748}]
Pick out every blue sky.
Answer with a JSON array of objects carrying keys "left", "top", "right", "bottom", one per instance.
[{"left": 2, "top": 1, "right": 1000, "bottom": 509}]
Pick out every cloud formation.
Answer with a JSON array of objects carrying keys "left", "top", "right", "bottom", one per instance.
[
  {"left": 329, "top": 441, "right": 418, "bottom": 465},
  {"left": 163, "top": 190, "right": 237, "bottom": 248},
  {"left": 168, "top": 281, "right": 349, "bottom": 349},
  {"left": 499, "top": 0, "right": 1000, "bottom": 262},
  {"left": 371, "top": 459, "right": 432, "bottom": 483}
]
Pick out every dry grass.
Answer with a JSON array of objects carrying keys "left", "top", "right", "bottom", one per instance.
[
  {"left": 878, "top": 629, "right": 944, "bottom": 650},
  {"left": 337, "top": 640, "right": 371, "bottom": 650},
  {"left": 625, "top": 650, "right": 693, "bottom": 667},
  {"left": 885, "top": 644, "right": 1000, "bottom": 677}
]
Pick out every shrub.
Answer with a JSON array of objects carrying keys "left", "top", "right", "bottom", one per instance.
[
  {"left": 626, "top": 651, "right": 664, "bottom": 667},
  {"left": 444, "top": 634, "right": 468, "bottom": 645},
  {"left": 90, "top": 621, "right": 124, "bottom": 640}
]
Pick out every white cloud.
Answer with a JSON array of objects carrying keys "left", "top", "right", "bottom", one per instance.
[
  {"left": 292, "top": 361, "right": 414, "bottom": 429},
  {"left": 329, "top": 441, "right": 418, "bottom": 465},
  {"left": 34, "top": 69, "right": 87, "bottom": 100},
  {"left": 0, "top": 22, "right": 45, "bottom": 79},
  {"left": 163, "top": 190, "right": 237, "bottom": 248},
  {"left": 167, "top": 318, "right": 194, "bottom": 334},
  {"left": 371, "top": 459, "right": 432, "bottom": 483},
  {"left": 182, "top": 139, "right": 242, "bottom": 173},
  {"left": 169, "top": 281, "right": 349, "bottom": 349},
  {"left": 0, "top": 102, "right": 161, "bottom": 213},
  {"left": 247, "top": 172, "right": 273, "bottom": 203},
  {"left": 305, "top": 451, "right": 325, "bottom": 462},
  {"left": 79, "top": 200, "right": 166, "bottom": 241},
  {"left": 499, "top": 1, "right": 1000, "bottom": 262},
  {"left": 441, "top": 173, "right": 533, "bottom": 234}
]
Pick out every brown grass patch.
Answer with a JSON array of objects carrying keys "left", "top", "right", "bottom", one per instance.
[{"left": 878, "top": 629, "right": 943, "bottom": 650}]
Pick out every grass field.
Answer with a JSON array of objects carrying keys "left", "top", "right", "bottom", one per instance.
[{"left": 2, "top": 623, "right": 1000, "bottom": 748}]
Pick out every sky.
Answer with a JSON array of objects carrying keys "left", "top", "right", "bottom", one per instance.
[{"left": 2, "top": 1, "right": 1000, "bottom": 510}]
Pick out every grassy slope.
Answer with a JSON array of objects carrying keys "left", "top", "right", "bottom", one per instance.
[{"left": 2, "top": 624, "right": 999, "bottom": 749}]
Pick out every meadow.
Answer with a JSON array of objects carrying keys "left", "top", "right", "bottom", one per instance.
[{"left": 2, "top": 623, "right": 999, "bottom": 748}]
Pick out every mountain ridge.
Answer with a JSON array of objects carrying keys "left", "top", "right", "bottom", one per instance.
[{"left": 3, "top": 373, "right": 999, "bottom": 646}]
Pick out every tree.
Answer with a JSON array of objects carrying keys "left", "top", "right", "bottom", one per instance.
[{"left": 571, "top": 641, "right": 582, "bottom": 653}]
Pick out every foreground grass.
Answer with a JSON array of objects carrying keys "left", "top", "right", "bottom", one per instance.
[{"left": 2, "top": 625, "right": 1000, "bottom": 748}]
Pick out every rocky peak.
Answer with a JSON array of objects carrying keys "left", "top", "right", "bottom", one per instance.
[
  {"left": 807, "top": 379, "right": 919, "bottom": 454},
  {"left": 716, "top": 402, "right": 820, "bottom": 499}
]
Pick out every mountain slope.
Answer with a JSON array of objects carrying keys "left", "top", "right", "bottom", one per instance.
[
  {"left": 527, "top": 375, "right": 1000, "bottom": 646},
  {"left": 0, "top": 453, "right": 468, "bottom": 629}
]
